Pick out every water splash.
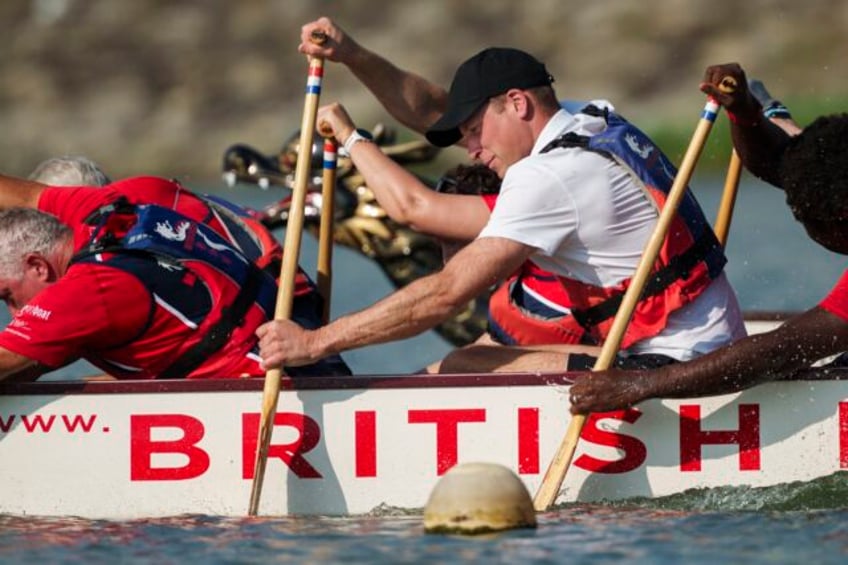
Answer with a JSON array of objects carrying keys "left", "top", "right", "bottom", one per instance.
[{"left": 596, "top": 471, "right": 848, "bottom": 512}]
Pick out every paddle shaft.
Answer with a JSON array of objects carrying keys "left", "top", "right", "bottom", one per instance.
[
  {"left": 316, "top": 138, "right": 338, "bottom": 324},
  {"left": 249, "top": 33, "right": 327, "bottom": 516},
  {"left": 532, "top": 98, "right": 723, "bottom": 512},
  {"left": 714, "top": 150, "right": 742, "bottom": 247},
  {"left": 713, "top": 78, "right": 743, "bottom": 248}
]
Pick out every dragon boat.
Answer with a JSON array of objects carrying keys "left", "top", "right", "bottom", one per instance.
[{"left": 1, "top": 313, "right": 845, "bottom": 519}]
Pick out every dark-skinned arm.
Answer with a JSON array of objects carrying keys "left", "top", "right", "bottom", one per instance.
[
  {"left": 569, "top": 306, "right": 848, "bottom": 414},
  {"left": 700, "top": 63, "right": 794, "bottom": 188}
]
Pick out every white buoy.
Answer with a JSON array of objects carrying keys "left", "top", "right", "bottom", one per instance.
[{"left": 423, "top": 462, "right": 537, "bottom": 535}]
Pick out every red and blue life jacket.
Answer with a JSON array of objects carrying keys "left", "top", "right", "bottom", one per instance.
[
  {"left": 488, "top": 105, "right": 726, "bottom": 348},
  {"left": 198, "top": 193, "right": 351, "bottom": 376},
  {"left": 72, "top": 199, "right": 350, "bottom": 378}
]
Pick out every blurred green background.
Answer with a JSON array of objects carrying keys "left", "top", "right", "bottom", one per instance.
[{"left": 2, "top": 0, "right": 846, "bottom": 181}]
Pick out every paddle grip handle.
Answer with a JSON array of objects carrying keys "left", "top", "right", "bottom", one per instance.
[{"left": 718, "top": 75, "right": 737, "bottom": 94}]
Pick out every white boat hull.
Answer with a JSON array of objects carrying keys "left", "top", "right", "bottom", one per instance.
[{"left": 1, "top": 366, "right": 846, "bottom": 519}]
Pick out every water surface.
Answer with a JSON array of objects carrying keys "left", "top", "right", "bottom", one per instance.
[{"left": 2, "top": 174, "right": 846, "bottom": 563}]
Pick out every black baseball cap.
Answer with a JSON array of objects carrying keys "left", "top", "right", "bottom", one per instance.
[{"left": 425, "top": 47, "right": 554, "bottom": 147}]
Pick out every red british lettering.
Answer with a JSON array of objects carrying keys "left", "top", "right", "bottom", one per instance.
[
  {"left": 242, "top": 413, "right": 322, "bottom": 479},
  {"left": 21, "top": 414, "right": 56, "bottom": 433},
  {"left": 0, "top": 414, "right": 15, "bottom": 433},
  {"left": 574, "top": 409, "right": 646, "bottom": 473},
  {"left": 61, "top": 414, "right": 97, "bottom": 433},
  {"left": 679, "top": 404, "right": 760, "bottom": 472},
  {"left": 840, "top": 402, "right": 848, "bottom": 468},
  {"left": 408, "top": 409, "right": 486, "bottom": 475},
  {"left": 355, "top": 411, "right": 377, "bottom": 477},
  {"left": 130, "top": 414, "right": 209, "bottom": 481},
  {"left": 518, "top": 408, "right": 539, "bottom": 474},
  {"left": 0, "top": 413, "right": 98, "bottom": 434}
]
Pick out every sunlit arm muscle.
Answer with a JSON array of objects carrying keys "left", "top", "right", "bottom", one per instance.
[
  {"left": 258, "top": 237, "right": 535, "bottom": 368},
  {"left": 0, "top": 175, "right": 46, "bottom": 210},
  {"left": 348, "top": 141, "right": 490, "bottom": 240},
  {"left": 319, "top": 237, "right": 531, "bottom": 351},
  {"left": 343, "top": 47, "right": 448, "bottom": 135},
  {"left": 302, "top": 18, "right": 461, "bottom": 144}
]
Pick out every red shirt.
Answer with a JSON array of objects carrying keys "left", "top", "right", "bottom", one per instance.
[
  {"left": 0, "top": 177, "right": 264, "bottom": 378},
  {"left": 38, "top": 176, "right": 241, "bottom": 252},
  {"left": 820, "top": 269, "right": 848, "bottom": 321}
]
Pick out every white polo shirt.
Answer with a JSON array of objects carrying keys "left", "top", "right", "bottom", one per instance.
[{"left": 478, "top": 106, "right": 746, "bottom": 360}]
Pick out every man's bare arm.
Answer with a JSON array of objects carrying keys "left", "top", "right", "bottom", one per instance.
[
  {"left": 570, "top": 306, "right": 848, "bottom": 414},
  {"left": 316, "top": 103, "right": 488, "bottom": 240},
  {"left": 0, "top": 175, "right": 46, "bottom": 210},
  {"left": 729, "top": 120, "right": 793, "bottom": 187},
  {"left": 0, "top": 347, "right": 46, "bottom": 382},
  {"left": 258, "top": 237, "right": 534, "bottom": 367},
  {"left": 300, "top": 17, "right": 448, "bottom": 135},
  {"left": 700, "top": 63, "right": 794, "bottom": 188},
  {"left": 349, "top": 139, "right": 489, "bottom": 238}
]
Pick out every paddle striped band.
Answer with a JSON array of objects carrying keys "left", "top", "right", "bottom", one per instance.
[
  {"left": 700, "top": 99, "right": 720, "bottom": 122},
  {"left": 323, "top": 139, "right": 337, "bottom": 170},
  {"left": 306, "top": 64, "right": 324, "bottom": 94}
]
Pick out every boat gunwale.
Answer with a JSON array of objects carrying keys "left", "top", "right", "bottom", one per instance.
[
  {"left": 2, "top": 367, "right": 847, "bottom": 396},
  {"left": 0, "top": 372, "right": 580, "bottom": 395},
  {"left": 2, "top": 311, "right": 841, "bottom": 396}
]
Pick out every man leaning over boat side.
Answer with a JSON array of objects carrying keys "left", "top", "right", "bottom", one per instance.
[
  {"left": 255, "top": 19, "right": 747, "bottom": 373},
  {"left": 569, "top": 63, "right": 848, "bottom": 414},
  {"left": 0, "top": 161, "right": 350, "bottom": 381}
]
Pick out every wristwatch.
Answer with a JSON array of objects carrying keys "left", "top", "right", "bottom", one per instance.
[{"left": 342, "top": 129, "right": 373, "bottom": 155}]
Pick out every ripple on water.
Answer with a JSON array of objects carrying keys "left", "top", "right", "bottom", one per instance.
[{"left": 3, "top": 474, "right": 848, "bottom": 564}]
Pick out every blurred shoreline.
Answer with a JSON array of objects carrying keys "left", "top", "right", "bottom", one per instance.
[{"left": 2, "top": 0, "right": 846, "bottom": 181}]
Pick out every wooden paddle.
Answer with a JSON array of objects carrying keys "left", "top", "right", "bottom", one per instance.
[
  {"left": 532, "top": 96, "right": 724, "bottom": 512},
  {"left": 713, "top": 77, "right": 743, "bottom": 247},
  {"left": 714, "top": 150, "right": 741, "bottom": 247},
  {"left": 248, "top": 30, "right": 327, "bottom": 517},
  {"left": 316, "top": 137, "right": 338, "bottom": 324}
]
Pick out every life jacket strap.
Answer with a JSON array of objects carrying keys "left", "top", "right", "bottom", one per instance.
[
  {"left": 569, "top": 231, "right": 721, "bottom": 330},
  {"left": 73, "top": 197, "right": 275, "bottom": 380},
  {"left": 157, "top": 261, "right": 265, "bottom": 379}
]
